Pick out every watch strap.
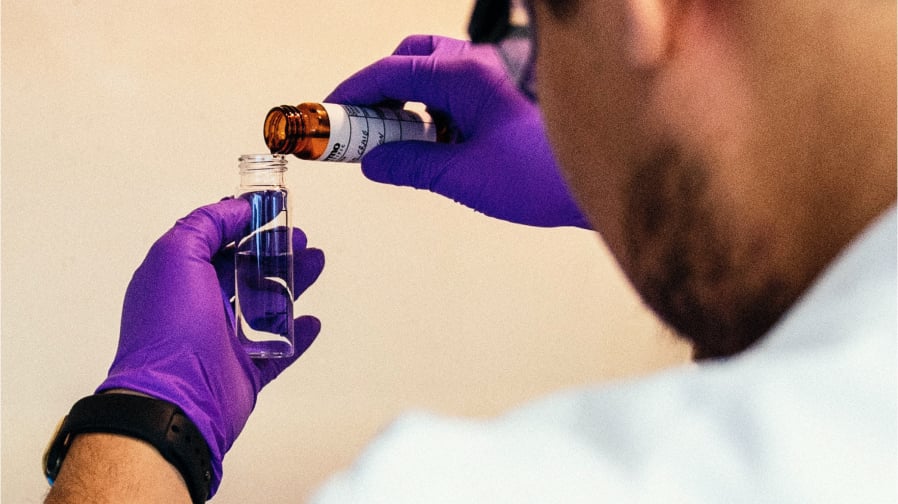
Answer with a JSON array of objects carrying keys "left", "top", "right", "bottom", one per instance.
[{"left": 45, "top": 394, "right": 212, "bottom": 504}]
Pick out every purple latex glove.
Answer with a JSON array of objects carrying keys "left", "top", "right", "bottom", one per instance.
[
  {"left": 325, "top": 35, "right": 591, "bottom": 229},
  {"left": 97, "top": 198, "right": 325, "bottom": 497}
]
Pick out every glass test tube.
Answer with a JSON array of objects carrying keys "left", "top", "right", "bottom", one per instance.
[{"left": 234, "top": 154, "right": 294, "bottom": 358}]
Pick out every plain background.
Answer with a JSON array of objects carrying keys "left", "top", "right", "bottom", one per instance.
[{"left": 1, "top": 1, "right": 692, "bottom": 502}]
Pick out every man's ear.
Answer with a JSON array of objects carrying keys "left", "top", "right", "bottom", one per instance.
[{"left": 625, "top": 0, "right": 684, "bottom": 68}]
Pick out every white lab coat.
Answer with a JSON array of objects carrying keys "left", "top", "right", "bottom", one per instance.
[{"left": 312, "top": 208, "right": 898, "bottom": 504}]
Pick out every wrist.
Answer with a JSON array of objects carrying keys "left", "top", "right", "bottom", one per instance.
[
  {"left": 45, "top": 432, "right": 191, "bottom": 504},
  {"left": 44, "top": 394, "right": 212, "bottom": 504},
  {"left": 96, "top": 374, "right": 228, "bottom": 495}
]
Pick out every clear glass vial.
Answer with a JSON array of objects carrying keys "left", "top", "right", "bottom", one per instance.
[
  {"left": 234, "top": 154, "right": 294, "bottom": 358},
  {"left": 264, "top": 102, "right": 449, "bottom": 162}
]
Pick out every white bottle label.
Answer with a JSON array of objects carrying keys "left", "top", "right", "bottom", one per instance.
[{"left": 317, "top": 103, "right": 438, "bottom": 162}]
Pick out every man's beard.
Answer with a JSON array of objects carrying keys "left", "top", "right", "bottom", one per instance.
[{"left": 623, "top": 144, "right": 794, "bottom": 360}]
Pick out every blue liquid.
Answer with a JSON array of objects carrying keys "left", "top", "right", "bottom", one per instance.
[{"left": 235, "top": 190, "right": 294, "bottom": 358}]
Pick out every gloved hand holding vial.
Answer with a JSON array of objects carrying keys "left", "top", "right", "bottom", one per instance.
[{"left": 96, "top": 197, "right": 324, "bottom": 495}]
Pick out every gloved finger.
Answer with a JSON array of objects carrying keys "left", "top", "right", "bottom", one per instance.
[
  {"left": 360, "top": 140, "right": 469, "bottom": 192},
  {"left": 167, "top": 198, "right": 252, "bottom": 263},
  {"left": 391, "top": 34, "right": 469, "bottom": 57},
  {"left": 323, "top": 56, "right": 415, "bottom": 107},
  {"left": 325, "top": 35, "right": 468, "bottom": 104},
  {"left": 213, "top": 243, "right": 237, "bottom": 299},
  {"left": 216, "top": 228, "right": 322, "bottom": 301},
  {"left": 294, "top": 247, "right": 325, "bottom": 299},
  {"left": 324, "top": 53, "right": 505, "bottom": 124},
  {"left": 361, "top": 141, "right": 505, "bottom": 221},
  {"left": 290, "top": 225, "right": 309, "bottom": 251},
  {"left": 362, "top": 134, "right": 590, "bottom": 228},
  {"left": 254, "top": 315, "right": 321, "bottom": 386},
  {"left": 290, "top": 227, "right": 324, "bottom": 298}
]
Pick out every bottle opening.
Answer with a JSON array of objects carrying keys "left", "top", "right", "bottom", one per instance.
[
  {"left": 238, "top": 154, "right": 287, "bottom": 172},
  {"left": 264, "top": 106, "right": 303, "bottom": 154}
]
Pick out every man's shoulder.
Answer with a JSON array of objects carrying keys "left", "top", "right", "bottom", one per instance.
[{"left": 311, "top": 207, "right": 898, "bottom": 504}]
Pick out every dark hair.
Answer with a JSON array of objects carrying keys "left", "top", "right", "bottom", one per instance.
[{"left": 539, "top": 0, "right": 579, "bottom": 18}]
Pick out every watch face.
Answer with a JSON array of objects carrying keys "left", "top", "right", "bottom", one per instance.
[{"left": 43, "top": 416, "right": 70, "bottom": 484}]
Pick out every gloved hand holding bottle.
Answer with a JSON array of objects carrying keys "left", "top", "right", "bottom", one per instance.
[
  {"left": 96, "top": 198, "right": 325, "bottom": 497},
  {"left": 325, "top": 35, "right": 591, "bottom": 229}
]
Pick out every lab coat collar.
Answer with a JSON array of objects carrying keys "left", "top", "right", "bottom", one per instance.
[{"left": 750, "top": 205, "right": 898, "bottom": 356}]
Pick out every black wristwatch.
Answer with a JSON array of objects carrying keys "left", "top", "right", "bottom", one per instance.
[{"left": 43, "top": 393, "right": 212, "bottom": 504}]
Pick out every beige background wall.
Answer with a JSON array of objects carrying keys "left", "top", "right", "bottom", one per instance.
[{"left": 1, "top": 1, "right": 690, "bottom": 502}]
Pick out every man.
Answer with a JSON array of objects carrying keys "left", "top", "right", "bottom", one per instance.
[{"left": 43, "top": 0, "right": 896, "bottom": 502}]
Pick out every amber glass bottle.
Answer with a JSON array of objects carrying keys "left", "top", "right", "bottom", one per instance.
[{"left": 264, "top": 102, "right": 448, "bottom": 162}]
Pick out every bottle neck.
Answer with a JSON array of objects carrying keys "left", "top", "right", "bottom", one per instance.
[{"left": 237, "top": 154, "right": 287, "bottom": 191}]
